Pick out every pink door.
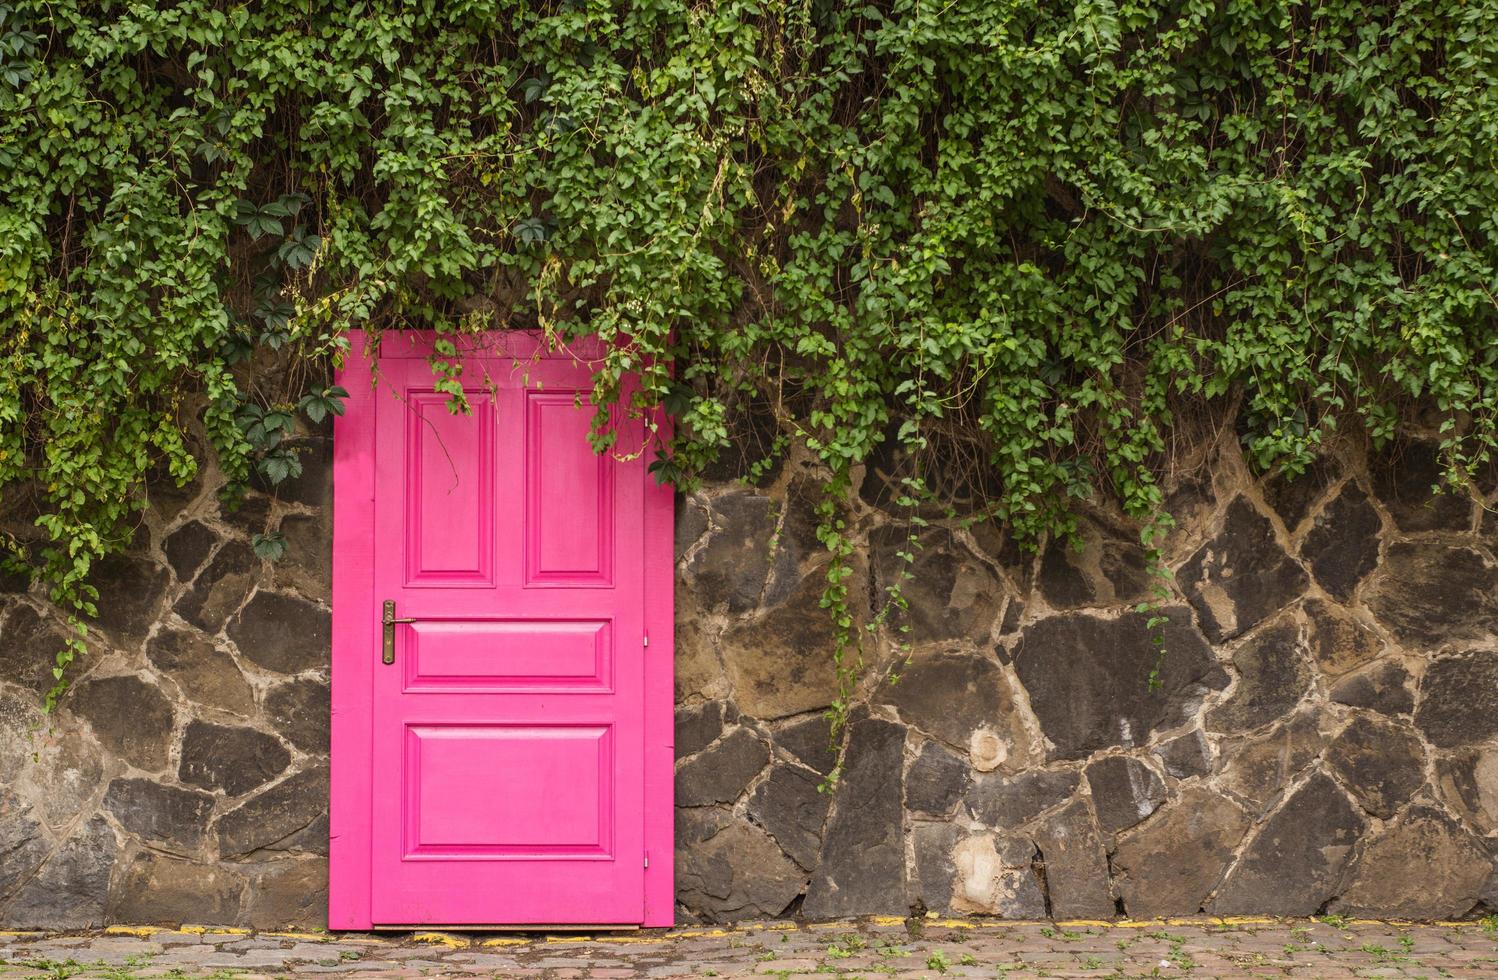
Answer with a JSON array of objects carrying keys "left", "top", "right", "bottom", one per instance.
[{"left": 330, "top": 331, "right": 674, "bottom": 929}]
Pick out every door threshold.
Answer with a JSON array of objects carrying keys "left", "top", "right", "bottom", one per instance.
[{"left": 373, "top": 924, "right": 641, "bottom": 932}]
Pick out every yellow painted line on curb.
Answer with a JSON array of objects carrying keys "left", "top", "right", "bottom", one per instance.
[
  {"left": 544, "top": 934, "right": 593, "bottom": 943},
  {"left": 104, "top": 926, "right": 162, "bottom": 937},
  {"left": 666, "top": 928, "right": 734, "bottom": 939},
  {"left": 0, "top": 931, "right": 43, "bottom": 938},
  {"left": 868, "top": 915, "right": 906, "bottom": 927},
  {"left": 261, "top": 931, "right": 330, "bottom": 941},
  {"left": 479, "top": 937, "right": 530, "bottom": 947},
  {"left": 180, "top": 925, "right": 251, "bottom": 936},
  {"left": 1054, "top": 920, "right": 1114, "bottom": 929},
  {"left": 410, "top": 932, "right": 469, "bottom": 948},
  {"left": 591, "top": 935, "right": 668, "bottom": 944}
]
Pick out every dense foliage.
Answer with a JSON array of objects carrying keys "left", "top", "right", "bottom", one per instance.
[{"left": 3, "top": 0, "right": 1497, "bottom": 714}]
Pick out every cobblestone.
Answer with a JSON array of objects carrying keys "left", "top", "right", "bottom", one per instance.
[{"left": 0, "top": 917, "right": 1495, "bottom": 978}]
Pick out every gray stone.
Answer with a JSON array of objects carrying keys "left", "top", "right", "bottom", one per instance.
[
  {"left": 1036, "top": 517, "right": 1150, "bottom": 610},
  {"left": 1179, "top": 498, "right": 1309, "bottom": 642},
  {"left": 965, "top": 769, "right": 1079, "bottom": 829},
  {"left": 802, "top": 718, "right": 905, "bottom": 918},
  {"left": 909, "top": 822, "right": 961, "bottom": 911},
  {"left": 174, "top": 540, "right": 259, "bottom": 633},
  {"left": 220, "top": 490, "right": 271, "bottom": 535},
  {"left": 163, "top": 520, "right": 218, "bottom": 583},
  {"left": 226, "top": 589, "right": 331, "bottom": 674},
  {"left": 1329, "top": 660, "right": 1415, "bottom": 715},
  {"left": 1034, "top": 798, "right": 1113, "bottom": 918},
  {"left": 179, "top": 720, "right": 290, "bottom": 796},
  {"left": 1304, "top": 598, "right": 1384, "bottom": 678},
  {"left": 21, "top": 727, "right": 105, "bottom": 830},
  {"left": 1371, "top": 438, "right": 1473, "bottom": 532},
  {"left": 0, "top": 790, "right": 50, "bottom": 903},
  {"left": 1436, "top": 747, "right": 1498, "bottom": 835},
  {"left": 674, "top": 493, "right": 708, "bottom": 559},
  {"left": 906, "top": 741, "right": 970, "bottom": 817},
  {"left": 719, "top": 575, "right": 841, "bottom": 718},
  {"left": 674, "top": 727, "right": 769, "bottom": 806},
  {"left": 674, "top": 808, "right": 804, "bottom": 921},
  {"left": 1113, "top": 787, "right": 1249, "bottom": 917},
  {"left": 1262, "top": 457, "right": 1341, "bottom": 532},
  {"left": 882, "top": 651, "right": 1030, "bottom": 766},
  {"left": 946, "top": 831, "right": 1046, "bottom": 917},
  {"left": 0, "top": 603, "right": 70, "bottom": 695},
  {"left": 747, "top": 765, "right": 830, "bottom": 870},
  {"left": 1012, "top": 608, "right": 1227, "bottom": 759},
  {"left": 275, "top": 513, "right": 331, "bottom": 599},
  {"left": 106, "top": 849, "right": 244, "bottom": 925},
  {"left": 103, "top": 778, "right": 215, "bottom": 852},
  {"left": 1211, "top": 771, "right": 1366, "bottom": 915},
  {"left": 1368, "top": 543, "right": 1498, "bottom": 648},
  {"left": 675, "top": 700, "right": 729, "bottom": 760},
  {"left": 685, "top": 492, "right": 777, "bottom": 614},
  {"left": 1084, "top": 756, "right": 1166, "bottom": 835},
  {"left": 1217, "top": 710, "right": 1327, "bottom": 813},
  {"left": 1332, "top": 806, "right": 1490, "bottom": 918},
  {"left": 774, "top": 714, "right": 838, "bottom": 776},
  {"left": 1152, "top": 729, "right": 1212, "bottom": 779},
  {"left": 1325, "top": 715, "right": 1425, "bottom": 818},
  {"left": 1415, "top": 650, "right": 1498, "bottom": 748},
  {"left": 67, "top": 674, "right": 175, "bottom": 771},
  {"left": 216, "top": 765, "right": 329, "bottom": 859},
  {"left": 871, "top": 527, "right": 1004, "bottom": 643},
  {"left": 242, "top": 858, "right": 328, "bottom": 930},
  {"left": 146, "top": 626, "right": 254, "bottom": 715},
  {"left": 263, "top": 677, "right": 330, "bottom": 753},
  {"left": 87, "top": 553, "right": 169, "bottom": 641},
  {"left": 1301, "top": 485, "right": 1381, "bottom": 600},
  {"left": 1205, "top": 620, "right": 1311, "bottom": 733},
  {"left": 4, "top": 815, "right": 116, "bottom": 929}
]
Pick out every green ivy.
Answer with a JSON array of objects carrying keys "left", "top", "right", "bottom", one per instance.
[{"left": 2, "top": 1, "right": 1496, "bottom": 733}]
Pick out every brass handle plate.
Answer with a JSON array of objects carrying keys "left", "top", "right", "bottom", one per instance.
[{"left": 381, "top": 600, "right": 416, "bottom": 665}]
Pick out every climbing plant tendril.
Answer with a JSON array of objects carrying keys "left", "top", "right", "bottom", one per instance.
[{"left": 2, "top": 2, "right": 1496, "bottom": 735}]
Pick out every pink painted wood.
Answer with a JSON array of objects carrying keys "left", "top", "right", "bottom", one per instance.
[{"left": 330, "top": 331, "right": 675, "bottom": 928}]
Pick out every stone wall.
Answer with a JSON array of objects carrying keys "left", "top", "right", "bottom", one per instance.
[{"left": 2, "top": 426, "right": 1498, "bottom": 928}]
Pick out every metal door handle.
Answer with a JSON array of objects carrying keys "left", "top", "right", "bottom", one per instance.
[{"left": 381, "top": 600, "right": 416, "bottom": 665}]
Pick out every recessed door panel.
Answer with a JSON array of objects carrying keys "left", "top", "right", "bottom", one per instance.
[
  {"left": 525, "top": 391, "right": 613, "bottom": 586},
  {"left": 404, "top": 390, "right": 495, "bottom": 587},
  {"left": 403, "top": 620, "right": 612, "bottom": 692}
]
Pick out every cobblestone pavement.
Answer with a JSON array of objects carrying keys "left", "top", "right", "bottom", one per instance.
[{"left": 2, "top": 916, "right": 1496, "bottom": 978}]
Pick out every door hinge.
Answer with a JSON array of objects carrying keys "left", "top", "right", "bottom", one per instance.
[{"left": 643, "top": 852, "right": 650, "bottom": 869}]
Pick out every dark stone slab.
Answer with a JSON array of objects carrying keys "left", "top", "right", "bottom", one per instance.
[
  {"left": 1152, "top": 729, "right": 1212, "bottom": 779},
  {"left": 1328, "top": 660, "right": 1415, "bottom": 716},
  {"left": 179, "top": 720, "right": 290, "bottom": 796},
  {"left": 106, "top": 850, "right": 244, "bottom": 926},
  {"left": 146, "top": 626, "right": 254, "bottom": 715},
  {"left": 674, "top": 807, "right": 804, "bottom": 921},
  {"left": 216, "top": 765, "right": 330, "bottom": 859},
  {"left": 747, "top": 764, "right": 830, "bottom": 870},
  {"left": 67, "top": 674, "right": 175, "bottom": 771},
  {"left": 675, "top": 727, "right": 770, "bottom": 806},
  {"left": 0, "top": 603, "right": 70, "bottom": 695},
  {"left": 1415, "top": 650, "right": 1498, "bottom": 748},
  {"left": 242, "top": 858, "right": 328, "bottom": 930},
  {"left": 275, "top": 513, "right": 331, "bottom": 599},
  {"left": 1217, "top": 710, "right": 1327, "bottom": 814},
  {"left": 1262, "top": 457, "right": 1341, "bottom": 532},
  {"left": 1179, "top": 497, "right": 1309, "bottom": 642},
  {"left": 1325, "top": 715, "right": 1425, "bottom": 819},
  {"left": 1084, "top": 756, "right": 1166, "bottom": 835},
  {"left": 1332, "top": 806, "right": 1490, "bottom": 918},
  {"left": 1013, "top": 608, "right": 1227, "bottom": 759},
  {"left": 684, "top": 492, "right": 777, "bottom": 614},
  {"left": 174, "top": 540, "right": 259, "bottom": 633},
  {"left": 1036, "top": 517, "right": 1150, "bottom": 610},
  {"left": 1371, "top": 438, "right": 1473, "bottom": 532},
  {"left": 1113, "top": 787, "right": 1249, "bottom": 917},
  {"left": 0, "top": 790, "right": 51, "bottom": 902},
  {"left": 1435, "top": 747, "right": 1498, "bottom": 835},
  {"left": 1367, "top": 543, "right": 1498, "bottom": 648},
  {"left": 1211, "top": 771, "right": 1366, "bottom": 915},
  {"left": 906, "top": 740, "right": 971, "bottom": 817},
  {"left": 909, "top": 822, "right": 961, "bottom": 911},
  {"left": 965, "top": 769, "right": 1079, "bottom": 829},
  {"left": 945, "top": 831, "right": 1045, "bottom": 916},
  {"left": 676, "top": 700, "right": 729, "bottom": 760},
  {"left": 1301, "top": 485, "right": 1382, "bottom": 600},
  {"left": 774, "top": 714, "right": 838, "bottom": 776},
  {"left": 802, "top": 718, "right": 906, "bottom": 918},
  {"left": 1034, "top": 797, "right": 1114, "bottom": 918},
  {"left": 674, "top": 494, "right": 708, "bottom": 560},
  {"left": 226, "top": 590, "right": 331, "bottom": 674},
  {"left": 162, "top": 520, "right": 219, "bottom": 583},
  {"left": 882, "top": 650, "right": 1016, "bottom": 750},
  {"left": 103, "top": 778, "right": 215, "bottom": 853},
  {"left": 871, "top": 527, "right": 1004, "bottom": 643},
  {"left": 4, "top": 815, "right": 116, "bottom": 929},
  {"left": 86, "top": 553, "right": 169, "bottom": 641},
  {"left": 263, "top": 677, "right": 330, "bottom": 753},
  {"left": 1304, "top": 598, "right": 1384, "bottom": 677},
  {"left": 719, "top": 574, "right": 840, "bottom": 719},
  {"left": 1205, "top": 619, "right": 1311, "bottom": 733}
]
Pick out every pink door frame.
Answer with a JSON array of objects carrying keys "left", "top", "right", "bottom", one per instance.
[{"left": 328, "top": 329, "right": 675, "bottom": 928}]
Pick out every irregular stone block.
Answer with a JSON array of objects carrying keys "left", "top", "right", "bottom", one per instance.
[
  {"left": 747, "top": 764, "right": 830, "bottom": 870},
  {"left": 1324, "top": 715, "right": 1425, "bottom": 818},
  {"left": 263, "top": 677, "right": 330, "bottom": 753},
  {"left": 67, "top": 674, "right": 174, "bottom": 771},
  {"left": 1036, "top": 516, "right": 1149, "bottom": 610},
  {"left": 0, "top": 603, "right": 71, "bottom": 695},
  {"left": 179, "top": 720, "right": 290, "bottom": 796},
  {"left": 773, "top": 714, "right": 838, "bottom": 776},
  {"left": 107, "top": 849, "right": 244, "bottom": 926},
  {"left": 674, "top": 807, "right": 804, "bottom": 921},
  {"left": 1084, "top": 756, "right": 1166, "bottom": 835},
  {"left": 1414, "top": 650, "right": 1498, "bottom": 748},
  {"left": 871, "top": 527, "right": 1004, "bottom": 643},
  {"left": 673, "top": 492, "right": 708, "bottom": 560},
  {"left": 242, "top": 858, "right": 328, "bottom": 930},
  {"left": 1113, "top": 787, "right": 1248, "bottom": 917},
  {"left": 1332, "top": 806, "right": 1490, "bottom": 918},
  {"left": 674, "top": 727, "right": 769, "bottom": 807},
  {"left": 1436, "top": 747, "right": 1498, "bottom": 835},
  {"left": 948, "top": 831, "right": 1045, "bottom": 917},
  {"left": 1300, "top": 484, "right": 1381, "bottom": 600},
  {"left": 906, "top": 740, "right": 970, "bottom": 817},
  {"left": 1328, "top": 659, "right": 1414, "bottom": 715},
  {"left": 1205, "top": 618, "right": 1311, "bottom": 733},
  {"left": 104, "top": 778, "right": 215, "bottom": 853},
  {"left": 0, "top": 790, "right": 51, "bottom": 902},
  {"left": 1217, "top": 710, "right": 1326, "bottom": 813},
  {"left": 1367, "top": 543, "right": 1498, "bottom": 648},
  {"left": 1179, "top": 498, "right": 1309, "bottom": 642},
  {"left": 162, "top": 520, "right": 218, "bottom": 583},
  {"left": 146, "top": 626, "right": 254, "bottom": 715},
  {"left": 1304, "top": 599, "right": 1385, "bottom": 678},
  {"left": 802, "top": 718, "right": 905, "bottom": 917},
  {"left": 909, "top": 822, "right": 961, "bottom": 911},
  {"left": 1013, "top": 608, "right": 1227, "bottom": 759},
  {"left": 1261, "top": 456, "right": 1341, "bottom": 532},
  {"left": 1211, "top": 771, "right": 1366, "bottom": 915},
  {"left": 1371, "top": 438, "right": 1473, "bottom": 532},
  {"left": 226, "top": 589, "right": 331, "bottom": 674},
  {"left": 965, "top": 769, "right": 1079, "bottom": 829},
  {"left": 87, "top": 553, "right": 169, "bottom": 641},
  {"left": 275, "top": 513, "right": 331, "bottom": 599},
  {"left": 675, "top": 700, "right": 729, "bottom": 760},
  {"left": 720, "top": 575, "right": 840, "bottom": 718},
  {"left": 174, "top": 540, "right": 259, "bottom": 633},
  {"left": 1033, "top": 797, "right": 1114, "bottom": 918},
  {"left": 4, "top": 815, "right": 116, "bottom": 929},
  {"left": 684, "top": 492, "right": 778, "bottom": 614},
  {"left": 1152, "top": 729, "right": 1212, "bottom": 779},
  {"left": 216, "top": 765, "right": 330, "bottom": 859},
  {"left": 882, "top": 650, "right": 1033, "bottom": 768}
]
